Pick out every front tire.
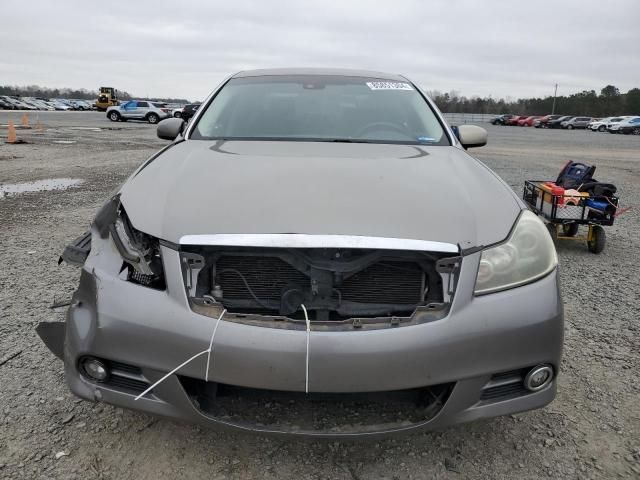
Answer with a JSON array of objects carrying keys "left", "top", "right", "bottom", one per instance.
[
  {"left": 173, "top": 111, "right": 181, "bottom": 118},
  {"left": 567, "top": 125, "right": 574, "bottom": 130},
  {"left": 598, "top": 125, "right": 606, "bottom": 132},
  {"left": 633, "top": 128, "right": 640, "bottom": 135},
  {"left": 147, "top": 113, "right": 159, "bottom": 124},
  {"left": 108, "top": 111, "right": 120, "bottom": 122},
  {"left": 587, "top": 226, "right": 606, "bottom": 254}
]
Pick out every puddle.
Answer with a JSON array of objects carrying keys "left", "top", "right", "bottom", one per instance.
[
  {"left": 0, "top": 178, "right": 84, "bottom": 198},
  {"left": 53, "top": 140, "right": 77, "bottom": 144}
]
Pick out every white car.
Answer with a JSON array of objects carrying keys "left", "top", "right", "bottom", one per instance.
[
  {"left": 588, "top": 117, "right": 614, "bottom": 132},
  {"left": 607, "top": 116, "right": 634, "bottom": 133},
  {"left": 106, "top": 100, "right": 172, "bottom": 124},
  {"left": 611, "top": 116, "right": 640, "bottom": 135}
]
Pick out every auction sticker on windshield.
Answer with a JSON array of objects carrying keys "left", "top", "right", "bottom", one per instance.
[{"left": 366, "top": 81, "right": 413, "bottom": 90}]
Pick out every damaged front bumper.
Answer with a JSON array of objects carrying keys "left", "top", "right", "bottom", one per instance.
[{"left": 40, "top": 231, "right": 564, "bottom": 438}]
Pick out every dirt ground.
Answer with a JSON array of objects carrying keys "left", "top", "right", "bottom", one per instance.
[{"left": 0, "top": 112, "right": 638, "bottom": 479}]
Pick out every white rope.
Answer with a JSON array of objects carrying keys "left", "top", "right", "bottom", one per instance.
[
  {"left": 301, "top": 304, "right": 311, "bottom": 393},
  {"left": 205, "top": 309, "right": 226, "bottom": 382},
  {"left": 134, "top": 309, "right": 227, "bottom": 401},
  {"left": 134, "top": 350, "right": 208, "bottom": 401}
]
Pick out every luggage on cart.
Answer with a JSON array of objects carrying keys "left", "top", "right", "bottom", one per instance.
[{"left": 522, "top": 176, "right": 619, "bottom": 254}]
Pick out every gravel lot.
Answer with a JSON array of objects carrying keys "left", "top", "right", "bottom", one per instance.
[{"left": 1, "top": 111, "right": 638, "bottom": 479}]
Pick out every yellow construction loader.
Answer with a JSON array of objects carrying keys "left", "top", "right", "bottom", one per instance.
[{"left": 95, "top": 87, "right": 119, "bottom": 111}]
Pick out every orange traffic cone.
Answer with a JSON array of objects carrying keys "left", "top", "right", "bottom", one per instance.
[
  {"left": 6, "top": 120, "right": 17, "bottom": 143},
  {"left": 21, "top": 113, "right": 30, "bottom": 128}
]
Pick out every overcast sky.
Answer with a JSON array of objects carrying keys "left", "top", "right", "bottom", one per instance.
[{"left": 2, "top": 1, "right": 639, "bottom": 101}]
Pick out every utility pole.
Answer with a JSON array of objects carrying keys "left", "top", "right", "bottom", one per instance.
[{"left": 551, "top": 83, "right": 558, "bottom": 114}]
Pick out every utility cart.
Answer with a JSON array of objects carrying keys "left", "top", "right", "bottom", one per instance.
[{"left": 523, "top": 180, "right": 618, "bottom": 253}]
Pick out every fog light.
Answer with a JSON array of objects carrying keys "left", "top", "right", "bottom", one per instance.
[
  {"left": 524, "top": 365, "right": 553, "bottom": 392},
  {"left": 80, "top": 357, "right": 109, "bottom": 382}
]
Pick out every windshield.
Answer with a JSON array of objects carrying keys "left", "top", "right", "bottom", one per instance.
[{"left": 191, "top": 75, "right": 449, "bottom": 145}]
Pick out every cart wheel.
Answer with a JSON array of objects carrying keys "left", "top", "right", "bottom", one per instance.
[
  {"left": 562, "top": 223, "right": 579, "bottom": 237},
  {"left": 587, "top": 226, "right": 606, "bottom": 254},
  {"left": 547, "top": 224, "right": 558, "bottom": 247}
]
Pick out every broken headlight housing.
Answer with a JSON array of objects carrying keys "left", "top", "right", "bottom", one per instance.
[
  {"left": 94, "top": 196, "right": 166, "bottom": 289},
  {"left": 474, "top": 210, "right": 557, "bottom": 295}
]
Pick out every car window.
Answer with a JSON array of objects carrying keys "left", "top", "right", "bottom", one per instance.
[
  {"left": 152, "top": 103, "right": 165, "bottom": 108},
  {"left": 191, "top": 75, "right": 449, "bottom": 145},
  {"left": 137, "top": 101, "right": 149, "bottom": 108},
  {"left": 122, "top": 101, "right": 137, "bottom": 110}
]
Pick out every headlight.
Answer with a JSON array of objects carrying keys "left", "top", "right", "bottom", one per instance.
[
  {"left": 94, "top": 196, "right": 166, "bottom": 289},
  {"left": 474, "top": 210, "right": 557, "bottom": 295}
]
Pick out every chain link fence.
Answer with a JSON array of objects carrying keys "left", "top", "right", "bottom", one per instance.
[{"left": 442, "top": 113, "right": 496, "bottom": 125}]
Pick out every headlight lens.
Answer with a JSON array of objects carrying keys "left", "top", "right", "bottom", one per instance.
[
  {"left": 474, "top": 210, "right": 557, "bottom": 295},
  {"left": 108, "top": 207, "right": 166, "bottom": 289}
]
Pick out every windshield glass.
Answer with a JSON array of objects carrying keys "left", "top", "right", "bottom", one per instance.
[{"left": 191, "top": 75, "right": 449, "bottom": 145}]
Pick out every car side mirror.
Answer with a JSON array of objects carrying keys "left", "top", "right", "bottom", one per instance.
[
  {"left": 157, "top": 118, "right": 185, "bottom": 141},
  {"left": 454, "top": 125, "right": 488, "bottom": 149}
]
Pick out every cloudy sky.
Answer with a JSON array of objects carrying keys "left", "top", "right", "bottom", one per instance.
[{"left": 2, "top": 0, "right": 638, "bottom": 101}]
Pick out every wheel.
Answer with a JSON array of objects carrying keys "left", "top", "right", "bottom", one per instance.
[
  {"left": 567, "top": 125, "right": 574, "bottom": 130},
  {"left": 108, "top": 111, "right": 120, "bottom": 122},
  {"left": 173, "top": 111, "right": 181, "bottom": 118},
  {"left": 587, "top": 226, "right": 606, "bottom": 254},
  {"left": 547, "top": 224, "right": 558, "bottom": 247},
  {"left": 633, "top": 128, "right": 640, "bottom": 135},
  {"left": 598, "top": 125, "right": 606, "bottom": 132},
  {"left": 147, "top": 113, "right": 159, "bottom": 124},
  {"left": 562, "top": 223, "right": 579, "bottom": 237}
]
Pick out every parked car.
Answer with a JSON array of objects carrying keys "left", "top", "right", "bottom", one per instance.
[
  {"left": 0, "top": 96, "right": 17, "bottom": 109},
  {"left": 595, "top": 116, "right": 629, "bottom": 133},
  {"left": 613, "top": 116, "right": 640, "bottom": 135},
  {"left": 547, "top": 116, "right": 574, "bottom": 129},
  {"left": 534, "top": 114, "right": 563, "bottom": 128},
  {"left": 172, "top": 106, "right": 184, "bottom": 118},
  {"left": 490, "top": 114, "right": 513, "bottom": 125},
  {"left": 44, "top": 68, "right": 562, "bottom": 438},
  {"left": 588, "top": 117, "right": 613, "bottom": 132},
  {"left": 518, "top": 116, "right": 542, "bottom": 127},
  {"left": 505, "top": 115, "right": 526, "bottom": 126},
  {"left": 48, "top": 100, "right": 72, "bottom": 111},
  {"left": 561, "top": 117, "right": 592, "bottom": 130},
  {"left": 106, "top": 100, "right": 172, "bottom": 124},
  {"left": 179, "top": 103, "right": 201, "bottom": 121}
]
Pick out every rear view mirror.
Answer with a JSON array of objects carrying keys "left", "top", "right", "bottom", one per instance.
[
  {"left": 157, "top": 118, "right": 185, "bottom": 141},
  {"left": 454, "top": 125, "right": 488, "bottom": 149}
]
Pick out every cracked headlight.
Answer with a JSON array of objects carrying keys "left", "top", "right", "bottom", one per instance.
[
  {"left": 474, "top": 210, "right": 557, "bottom": 295},
  {"left": 93, "top": 196, "right": 166, "bottom": 289}
]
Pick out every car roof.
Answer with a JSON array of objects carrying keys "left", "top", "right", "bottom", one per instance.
[{"left": 232, "top": 68, "right": 407, "bottom": 81}]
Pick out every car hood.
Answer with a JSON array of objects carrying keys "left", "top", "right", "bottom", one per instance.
[{"left": 120, "top": 141, "right": 521, "bottom": 249}]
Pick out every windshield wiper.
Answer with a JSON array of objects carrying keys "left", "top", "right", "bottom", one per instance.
[{"left": 327, "top": 138, "right": 372, "bottom": 143}]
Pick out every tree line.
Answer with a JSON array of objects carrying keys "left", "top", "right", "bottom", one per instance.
[
  {"left": 428, "top": 85, "right": 640, "bottom": 117},
  {"left": 2, "top": 83, "right": 639, "bottom": 116},
  {"left": 0, "top": 84, "right": 190, "bottom": 104}
]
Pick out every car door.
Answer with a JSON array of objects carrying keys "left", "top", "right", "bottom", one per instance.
[
  {"left": 121, "top": 101, "right": 137, "bottom": 118},
  {"left": 135, "top": 101, "right": 150, "bottom": 119}
]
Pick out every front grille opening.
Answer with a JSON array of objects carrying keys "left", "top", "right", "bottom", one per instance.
[
  {"left": 182, "top": 246, "right": 455, "bottom": 322},
  {"left": 180, "top": 377, "right": 454, "bottom": 434}
]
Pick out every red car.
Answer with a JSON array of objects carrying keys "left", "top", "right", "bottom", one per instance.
[
  {"left": 506, "top": 115, "right": 525, "bottom": 126},
  {"left": 518, "top": 116, "right": 542, "bottom": 127}
]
